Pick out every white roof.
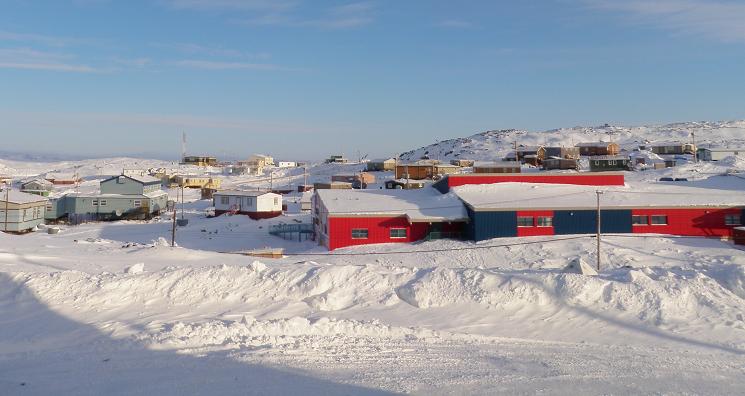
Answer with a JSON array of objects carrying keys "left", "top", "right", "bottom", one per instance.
[
  {"left": 104, "top": 174, "right": 161, "bottom": 184},
  {"left": 474, "top": 161, "right": 521, "bottom": 168},
  {"left": 576, "top": 142, "right": 613, "bottom": 147},
  {"left": 702, "top": 148, "right": 745, "bottom": 152},
  {"left": 45, "top": 173, "right": 78, "bottom": 180},
  {"left": 214, "top": 190, "right": 276, "bottom": 197},
  {"left": 316, "top": 188, "right": 468, "bottom": 222},
  {"left": 0, "top": 190, "right": 48, "bottom": 204},
  {"left": 454, "top": 182, "right": 745, "bottom": 211},
  {"left": 22, "top": 178, "right": 53, "bottom": 187}
]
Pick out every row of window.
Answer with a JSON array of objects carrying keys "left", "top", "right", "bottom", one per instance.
[
  {"left": 92, "top": 199, "right": 141, "bottom": 207},
  {"left": 632, "top": 215, "right": 668, "bottom": 225},
  {"left": 351, "top": 228, "right": 407, "bottom": 239},
  {"left": 517, "top": 216, "right": 553, "bottom": 227}
]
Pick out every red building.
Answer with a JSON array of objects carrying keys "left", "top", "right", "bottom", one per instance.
[
  {"left": 433, "top": 172, "right": 625, "bottom": 193},
  {"left": 313, "top": 188, "right": 468, "bottom": 250}
]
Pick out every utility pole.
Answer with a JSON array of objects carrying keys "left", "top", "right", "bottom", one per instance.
[
  {"left": 180, "top": 186, "right": 185, "bottom": 220},
  {"left": 303, "top": 165, "right": 308, "bottom": 189},
  {"left": 171, "top": 201, "right": 177, "bottom": 247},
  {"left": 514, "top": 141, "right": 518, "bottom": 163},
  {"left": 596, "top": 190, "right": 604, "bottom": 271},
  {"left": 3, "top": 181, "right": 9, "bottom": 232},
  {"left": 691, "top": 131, "right": 697, "bottom": 163}
]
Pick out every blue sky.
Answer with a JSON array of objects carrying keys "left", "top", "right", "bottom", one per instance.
[{"left": 1, "top": 0, "right": 744, "bottom": 160}]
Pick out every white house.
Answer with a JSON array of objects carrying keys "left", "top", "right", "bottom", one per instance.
[
  {"left": 276, "top": 161, "right": 297, "bottom": 168},
  {"left": 0, "top": 189, "right": 48, "bottom": 233},
  {"left": 213, "top": 190, "right": 283, "bottom": 219},
  {"left": 248, "top": 154, "right": 274, "bottom": 167}
]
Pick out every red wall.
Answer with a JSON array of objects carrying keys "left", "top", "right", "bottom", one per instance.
[
  {"left": 516, "top": 210, "right": 555, "bottom": 237},
  {"left": 631, "top": 208, "right": 741, "bottom": 237},
  {"left": 327, "top": 216, "right": 462, "bottom": 250},
  {"left": 447, "top": 173, "right": 625, "bottom": 189}
]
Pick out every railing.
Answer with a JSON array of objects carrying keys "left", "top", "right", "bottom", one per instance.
[
  {"left": 424, "top": 231, "right": 462, "bottom": 241},
  {"left": 269, "top": 223, "right": 314, "bottom": 235}
]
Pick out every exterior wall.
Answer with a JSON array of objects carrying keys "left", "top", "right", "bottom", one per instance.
[
  {"left": 589, "top": 159, "right": 632, "bottom": 172},
  {"left": 467, "top": 208, "right": 517, "bottom": 241},
  {"left": 578, "top": 144, "right": 619, "bottom": 156},
  {"left": 441, "top": 173, "right": 625, "bottom": 193},
  {"left": 516, "top": 210, "right": 555, "bottom": 237},
  {"left": 0, "top": 202, "right": 46, "bottom": 232},
  {"left": 473, "top": 166, "right": 521, "bottom": 174},
  {"left": 100, "top": 176, "right": 146, "bottom": 195},
  {"left": 326, "top": 216, "right": 462, "bottom": 250},
  {"left": 213, "top": 193, "right": 281, "bottom": 214},
  {"left": 631, "top": 208, "right": 742, "bottom": 237},
  {"left": 257, "top": 194, "right": 282, "bottom": 212},
  {"left": 61, "top": 194, "right": 165, "bottom": 219},
  {"left": 553, "top": 210, "right": 632, "bottom": 235}
]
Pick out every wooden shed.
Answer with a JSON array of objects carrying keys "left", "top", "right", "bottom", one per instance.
[
  {"left": 542, "top": 158, "right": 579, "bottom": 171},
  {"left": 473, "top": 161, "right": 521, "bottom": 174},
  {"left": 314, "top": 181, "right": 353, "bottom": 190},
  {"left": 544, "top": 146, "right": 580, "bottom": 159},
  {"left": 366, "top": 158, "right": 396, "bottom": 172},
  {"left": 395, "top": 162, "right": 460, "bottom": 180},
  {"left": 588, "top": 156, "right": 632, "bottom": 172},
  {"left": 576, "top": 142, "right": 620, "bottom": 157},
  {"left": 331, "top": 173, "right": 376, "bottom": 188}
]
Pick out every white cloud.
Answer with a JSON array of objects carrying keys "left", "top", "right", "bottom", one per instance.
[
  {"left": 0, "top": 30, "right": 89, "bottom": 47},
  {"left": 173, "top": 59, "right": 296, "bottom": 71},
  {"left": 582, "top": 0, "right": 745, "bottom": 42},
  {"left": 0, "top": 48, "right": 99, "bottom": 73}
]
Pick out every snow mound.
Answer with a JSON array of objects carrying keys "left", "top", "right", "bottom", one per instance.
[{"left": 125, "top": 263, "right": 145, "bottom": 275}]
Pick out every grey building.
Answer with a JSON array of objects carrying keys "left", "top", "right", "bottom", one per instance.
[{"left": 697, "top": 148, "right": 745, "bottom": 161}]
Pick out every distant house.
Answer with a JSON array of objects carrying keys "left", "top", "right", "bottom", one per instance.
[
  {"left": 213, "top": 190, "right": 282, "bottom": 219},
  {"left": 588, "top": 156, "right": 632, "bottom": 172},
  {"left": 504, "top": 146, "right": 546, "bottom": 164},
  {"left": 182, "top": 156, "right": 218, "bottom": 167},
  {"left": 248, "top": 154, "right": 275, "bottom": 167},
  {"left": 314, "top": 181, "right": 353, "bottom": 190},
  {"left": 395, "top": 161, "right": 460, "bottom": 180},
  {"left": 325, "top": 155, "right": 349, "bottom": 164},
  {"left": 46, "top": 174, "right": 169, "bottom": 222},
  {"left": 331, "top": 173, "right": 376, "bottom": 189},
  {"left": 542, "top": 158, "right": 579, "bottom": 171},
  {"left": 276, "top": 161, "right": 297, "bottom": 168},
  {"left": 576, "top": 142, "right": 620, "bottom": 157},
  {"left": 20, "top": 179, "right": 54, "bottom": 196},
  {"left": 297, "top": 185, "right": 314, "bottom": 193},
  {"left": 473, "top": 161, "right": 521, "bottom": 174},
  {"left": 367, "top": 158, "right": 397, "bottom": 172},
  {"left": 384, "top": 180, "right": 425, "bottom": 189},
  {"left": 544, "top": 146, "right": 580, "bottom": 159},
  {"left": 450, "top": 159, "right": 475, "bottom": 167},
  {"left": 45, "top": 173, "right": 81, "bottom": 185},
  {"left": 300, "top": 191, "right": 313, "bottom": 212},
  {"left": 647, "top": 143, "right": 696, "bottom": 155},
  {"left": 697, "top": 148, "right": 745, "bottom": 161},
  {"left": 172, "top": 175, "right": 222, "bottom": 189},
  {"left": 0, "top": 189, "right": 47, "bottom": 233}
]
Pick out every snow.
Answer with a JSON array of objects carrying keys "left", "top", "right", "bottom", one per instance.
[
  {"left": 3, "top": 122, "right": 745, "bottom": 394},
  {"left": 0, "top": 189, "right": 48, "bottom": 204}
]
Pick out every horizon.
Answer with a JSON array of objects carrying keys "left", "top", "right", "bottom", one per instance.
[{"left": 1, "top": 1, "right": 745, "bottom": 159}]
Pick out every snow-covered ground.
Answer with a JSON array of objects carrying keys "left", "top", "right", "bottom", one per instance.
[{"left": 3, "top": 123, "right": 745, "bottom": 394}]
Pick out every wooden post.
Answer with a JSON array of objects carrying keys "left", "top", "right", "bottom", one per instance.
[
  {"left": 171, "top": 202, "right": 177, "bottom": 247},
  {"left": 596, "top": 190, "right": 603, "bottom": 271},
  {"left": 3, "top": 182, "right": 9, "bottom": 232}
]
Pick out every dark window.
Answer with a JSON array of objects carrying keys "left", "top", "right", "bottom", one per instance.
[
  {"left": 632, "top": 215, "right": 648, "bottom": 226},
  {"left": 536, "top": 217, "right": 553, "bottom": 227},
  {"left": 389, "top": 228, "right": 407, "bottom": 239},
  {"left": 517, "top": 216, "right": 534, "bottom": 227},
  {"left": 650, "top": 215, "right": 668, "bottom": 225},
  {"left": 351, "top": 229, "right": 369, "bottom": 239},
  {"left": 725, "top": 214, "right": 742, "bottom": 226}
]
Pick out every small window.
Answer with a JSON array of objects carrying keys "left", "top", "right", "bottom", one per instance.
[
  {"left": 609, "top": 160, "right": 616, "bottom": 165},
  {"left": 100, "top": 200, "right": 107, "bottom": 206},
  {"left": 650, "top": 215, "right": 668, "bottom": 225},
  {"left": 536, "top": 216, "right": 553, "bottom": 227},
  {"left": 594, "top": 160, "right": 599, "bottom": 165},
  {"left": 274, "top": 197, "right": 279, "bottom": 205},
  {"left": 390, "top": 228, "right": 407, "bottom": 239},
  {"left": 632, "top": 215, "right": 649, "bottom": 226},
  {"left": 247, "top": 197, "right": 254, "bottom": 205},
  {"left": 517, "top": 216, "right": 534, "bottom": 227},
  {"left": 92, "top": 199, "right": 99, "bottom": 206},
  {"left": 220, "top": 196, "right": 229, "bottom": 205},
  {"left": 351, "top": 229, "right": 368, "bottom": 239},
  {"left": 725, "top": 214, "right": 742, "bottom": 226},
  {"left": 117, "top": 176, "right": 125, "bottom": 184},
  {"left": 134, "top": 200, "right": 142, "bottom": 207}
]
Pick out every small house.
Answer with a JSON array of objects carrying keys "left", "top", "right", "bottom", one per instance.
[
  {"left": 213, "top": 190, "right": 282, "bottom": 219},
  {"left": 298, "top": 185, "right": 314, "bottom": 193},
  {"left": 367, "top": 158, "right": 397, "bottom": 172},
  {"left": 276, "top": 161, "right": 297, "bottom": 168},
  {"left": 314, "top": 181, "right": 353, "bottom": 190},
  {"left": 248, "top": 154, "right": 275, "bottom": 167},
  {"left": 20, "top": 179, "right": 54, "bottom": 196},
  {"left": 45, "top": 173, "right": 81, "bottom": 185},
  {"left": 697, "top": 148, "right": 745, "bottom": 161},
  {"left": 576, "top": 142, "right": 620, "bottom": 157},
  {"left": 450, "top": 159, "right": 475, "bottom": 167},
  {"left": 100, "top": 175, "right": 162, "bottom": 195},
  {"left": 504, "top": 146, "right": 546, "bottom": 164},
  {"left": 325, "top": 155, "right": 349, "bottom": 164},
  {"left": 473, "top": 161, "right": 521, "bottom": 174},
  {"left": 588, "top": 156, "right": 632, "bottom": 172},
  {"left": 542, "top": 158, "right": 579, "bottom": 171},
  {"left": 172, "top": 175, "right": 222, "bottom": 189},
  {"left": 331, "top": 173, "right": 376, "bottom": 189},
  {"left": 0, "top": 189, "right": 47, "bottom": 233},
  {"left": 544, "top": 146, "right": 580, "bottom": 159},
  {"left": 395, "top": 162, "right": 460, "bottom": 180},
  {"left": 648, "top": 143, "right": 696, "bottom": 155},
  {"left": 182, "top": 156, "right": 218, "bottom": 167},
  {"left": 385, "top": 180, "right": 425, "bottom": 189}
]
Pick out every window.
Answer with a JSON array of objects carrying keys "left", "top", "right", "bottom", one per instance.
[
  {"left": 390, "top": 228, "right": 407, "bottom": 239},
  {"left": 351, "top": 229, "right": 369, "bottom": 239},
  {"left": 650, "top": 215, "right": 668, "bottom": 225},
  {"left": 134, "top": 200, "right": 142, "bottom": 208},
  {"left": 274, "top": 197, "right": 279, "bottom": 205},
  {"left": 517, "top": 216, "right": 534, "bottom": 227},
  {"left": 632, "top": 215, "right": 649, "bottom": 226},
  {"left": 725, "top": 214, "right": 742, "bottom": 226},
  {"left": 220, "top": 196, "right": 229, "bottom": 205},
  {"left": 92, "top": 199, "right": 99, "bottom": 206},
  {"left": 536, "top": 217, "right": 553, "bottom": 227},
  {"left": 247, "top": 197, "right": 254, "bottom": 205},
  {"left": 100, "top": 200, "right": 107, "bottom": 206},
  {"left": 594, "top": 160, "right": 600, "bottom": 165},
  {"left": 609, "top": 160, "right": 617, "bottom": 165}
]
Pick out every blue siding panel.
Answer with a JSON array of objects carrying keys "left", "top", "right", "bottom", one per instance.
[
  {"left": 432, "top": 177, "right": 450, "bottom": 194},
  {"left": 554, "top": 210, "right": 632, "bottom": 235},
  {"left": 468, "top": 208, "right": 517, "bottom": 241}
]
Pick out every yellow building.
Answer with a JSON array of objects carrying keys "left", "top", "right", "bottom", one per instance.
[
  {"left": 172, "top": 175, "right": 222, "bottom": 189},
  {"left": 182, "top": 156, "right": 218, "bottom": 167}
]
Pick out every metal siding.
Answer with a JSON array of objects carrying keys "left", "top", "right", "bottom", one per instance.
[
  {"left": 632, "top": 208, "right": 742, "bottom": 237},
  {"left": 445, "top": 173, "right": 625, "bottom": 189},
  {"left": 470, "top": 210, "right": 517, "bottom": 241},
  {"left": 554, "top": 210, "right": 631, "bottom": 235},
  {"left": 432, "top": 178, "right": 449, "bottom": 194}
]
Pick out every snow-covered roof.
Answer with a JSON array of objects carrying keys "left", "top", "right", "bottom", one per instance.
[
  {"left": 316, "top": 188, "right": 468, "bottom": 222},
  {"left": 473, "top": 161, "right": 521, "bottom": 168},
  {"left": 0, "top": 189, "right": 48, "bottom": 204},
  {"left": 454, "top": 182, "right": 745, "bottom": 211},
  {"left": 45, "top": 173, "right": 78, "bottom": 180},
  {"left": 576, "top": 142, "right": 614, "bottom": 147},
  {"left": 701, "top": 148, "right": 745, "bottom": 152},
  {"left": 589, "top": 155, "right": 630, "bottom": 160},
  {"left": 103, "top": 174, "right": 161, "bottom": 184},
  {"left": 21, "top": 178, "right": 53, "bottom": 187},
  {"left": 213, "top": 190, "right": 276, "bottom": 197}
]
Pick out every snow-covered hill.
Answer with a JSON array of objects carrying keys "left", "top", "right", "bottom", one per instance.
[{"left": 399, "top": 120, "right": 745, "bottom": 162}]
